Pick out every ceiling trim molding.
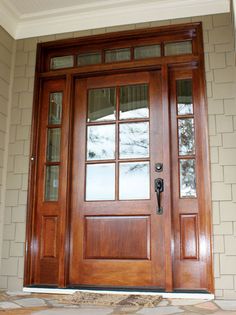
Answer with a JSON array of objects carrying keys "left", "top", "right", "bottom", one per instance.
[{"left": 0, "top": 0, "right": 231, "bottom": 40}]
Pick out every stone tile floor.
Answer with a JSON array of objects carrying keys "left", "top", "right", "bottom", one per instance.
[{"left": 1, "top": 291, "right": 236, "bottom": 314}]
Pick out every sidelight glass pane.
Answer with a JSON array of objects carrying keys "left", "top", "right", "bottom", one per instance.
[
  {"left": 178, "top": 118, "right": 195, "bottom": 156},
  {"left": 134, "top": 44, "right": 161, "bottom": 59},
  {"left": 119, "top": 162, "right": 150, "bottom": 200},
  {"left": 88, "top": 88, "right": 116, "bottom": 122},
  {"left": 49, "top": 92, "right": 62, "bottom": 124},
  {"left": 180, "top": 159, "right": 196, "bottom": 198},
  {"left": 87, "top": 124, "right": 115, "bottom": 160},
  {"left": 177, "top": 79, "right": 193, "bottom": 115},
  {"left": 164, "top": 41, "right": 192, "bottom": 56},
  {"left": 120, "top": 84, "right": 149, "bottom": 119},
  {"left": 46, "top": 128, "right": 61, "bottom": 162},
  {"left": 86, "top": 164, "right": 115, "bottom": 201},
  {"left": 50, "top": 55, "right": 74, "bottom": 69},
  {"left": 105, "top": 48, "right": 131, "bottom": 63},
  {"left": 78, "top": 52, "right": 101, "bottom": 66},
  {"left": 45, "top": 165, "right": 59, "bottom": 201},
  {"left": 119, "top": 122, "right": 149, "bottom": 159}
]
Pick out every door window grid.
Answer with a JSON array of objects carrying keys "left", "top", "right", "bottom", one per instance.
[
  {"left": 176, "top": 79, "right": 197, "bottom": 198},
  {"left": 44, "top": 92, "right": 63, "bottom": 201},
  {"left": 85, "top": 84, "right": 150, "bottom": 201}
]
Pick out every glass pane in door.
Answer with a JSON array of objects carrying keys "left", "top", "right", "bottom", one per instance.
[
  {"left": 45, "top": 165, "right": 59, "bottom": 201},
  {"left": 86, "top": 164, "right": 115, "bottom": 201},
  {"left": 178, "top": 118, "right": 195, "bottom": 155},
  {"left": 46, "top": 128, "right": 61, "bottom": 162},
  {"left": 49, "top": 93, "right": 62, "bottom": 124},
  {"left": 177, "top": 79, "right": 193, "bottom": 115},
  {"left": 87, "top": 124, "right": 115, "bottom": 160},
  {"left": 119, "top": 122, "right": 149, "bottom": 158},
  {"left": 88, "top": 88, "right": 116, "bottom": 122},
  {"left": 120, "top": 84, "right": 149, "bottom": 119},
  {"left": 179, "top": 159, "right": 196, "bottom": 197},
  {"left": 119, "top": 162, "right": 150, "bottom": 200}
]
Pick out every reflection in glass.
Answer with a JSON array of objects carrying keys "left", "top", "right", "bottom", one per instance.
[
  {"left": 177, "top": 80, "right": 193, "bottom": 115},
  {"left": 49, "top": 93, "right": 62, "bottom": 124},
  {"left": 86, "top": 164, "right": 115, "bottom": 201},
  {"left": 180, "top": 159, "right": 196, "bottom": 197},
  {"left": 88, "top": 88, "right": 116, "bottom": 122},
  {"left": 164, "top": 41, "right": 192, "bottom": 56},
  {"left": 134, "top": 45, "right": 161, "bottom": 59},
  {"left": 78, "top": 52, "right": 101, "bottom": 66},
  {"left": 45, "top": 166, "right": 59, "bottom": 201},
  {"left": 120, "top": 84, "right": 149, "bottom": 119},
  {"left": 87, "top": 125, "right": 115, "bottom": 160},
  {"left": 50, "top": 55, "right": 74, "bottom": 70},
  {"left": 119, "top": 162, "right": 150, "bottom": 200},
  {"left": 105, "top": 48, "right": 131, "bottom": 63},
  {"left": 178, "top": 118, "right": 195, "bottom": 155},
  {"left": 47, "top": 128, "right": 61, "bottom": 162},
  {"left": 119, "top": 122, "right": 149, "bottom": 158}
]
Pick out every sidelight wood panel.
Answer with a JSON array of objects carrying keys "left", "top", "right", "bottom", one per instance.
[
  {"left": 180, "top": 214, "right": 198, "bottom": 260},
  {"left": 40, "top": 216, "right": 58, "bottom": 258},
  {"left": 85, "top": 216, "right": 150, "bottom": 259}
]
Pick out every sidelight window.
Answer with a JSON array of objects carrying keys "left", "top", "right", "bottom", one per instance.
[{"left": 44, "top": 92, "right": 63, "bottom": 201}]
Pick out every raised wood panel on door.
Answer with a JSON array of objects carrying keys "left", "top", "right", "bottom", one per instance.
[
  {"left": 69, "top": 71, "right": 165, "bottom": 288},
  {"left": 85, "top": 216, "right": 150, "bottom": 259},
  {"left": 170, "top": 68, "right": 213, "bottom": 291}
]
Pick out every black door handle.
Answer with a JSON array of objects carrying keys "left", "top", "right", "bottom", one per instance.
[{"left": 155, "top": 178, "right": 164, "bottom": 215}]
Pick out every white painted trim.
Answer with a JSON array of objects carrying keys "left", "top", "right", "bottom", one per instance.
[
  {"left": 23, "top": 287, "right": 214, "bottom": 300},
  {"left": 0, "top": 0, "right": 231, "bottom": 39}
]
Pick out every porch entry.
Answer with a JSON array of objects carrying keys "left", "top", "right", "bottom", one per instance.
[{"left": 25, "top": 23, "right": 213, "bottom": 293}]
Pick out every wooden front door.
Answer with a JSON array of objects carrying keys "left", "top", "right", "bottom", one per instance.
[
  {"left": 69, "top": 71, "right": 166, "bottom": 288},
  {"left": 25, "top": 23, "right": 213, "bottom": 293}
]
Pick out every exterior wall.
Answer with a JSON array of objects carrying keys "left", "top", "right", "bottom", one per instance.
[
  {"left": 0, "top": 27, "right": 14, "bottom": 289},
  {"left": 0, "top": 13, "right": 235, "bottom": 299}
]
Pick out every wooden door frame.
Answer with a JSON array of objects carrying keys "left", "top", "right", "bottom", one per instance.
[{"left": 24, "top": 22, "right": 214, "bottom": 293}]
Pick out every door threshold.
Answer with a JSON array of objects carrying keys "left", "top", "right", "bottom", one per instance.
[{"left": 23, "top": 287, "right": 214, "bottom": 300}]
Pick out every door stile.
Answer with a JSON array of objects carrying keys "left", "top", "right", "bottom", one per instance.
[
  {"left": 58, "top": 74, "right": 73, "bottom": 287},
  {"left": 194, "top": 67, "right": 214, "bottom": 293},
  {"left": 161, "top": 65, "right": 173, "bottom": 292},
  {"left": 24, "top": 76, "right": 42, "bottom": 286}
]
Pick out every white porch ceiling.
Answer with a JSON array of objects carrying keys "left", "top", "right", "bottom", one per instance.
[{"left": 0, "top": 0, "right": 231, "bottom": 39}]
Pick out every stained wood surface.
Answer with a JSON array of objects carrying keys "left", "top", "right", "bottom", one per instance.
[{"left": 24, "top": 22, "right": 213, "bottom": 293}]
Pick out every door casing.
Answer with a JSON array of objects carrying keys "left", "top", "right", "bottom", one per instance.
[{"left": 24, "top": 22, "right": 214, "bottom": 293}]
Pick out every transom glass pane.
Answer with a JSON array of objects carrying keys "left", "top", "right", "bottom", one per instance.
[
  {"left": 119, "top": 162, "right": 150, "bottom": 200},
  {"left": 50, "top": 55, "right": 74, "bottom": 70},
  {"left": 49, "top": 93, "right": 62, "bottom": 124},
  {"left": 78, "top": 52, "right": 101, "bottom": 66},
  {"left": 177, "top": 79, "right": 193, "bottom": 115},
  {"left": 47, "top": 128, "right": 61, "bottom": 162},
  {"left": 119, "top": 122, "right": 149, "bottom": 159},
  {"left": 180, "top": 159, "right": 196, "bottom": 198},
  {"left": 164, "top": 41, "right": 192, "bottom": 56},
  {"left": 87, "top": 125, "right": 115, "bottom": 160},
  {"left": 105, "top": 48, "right": 131, "bottom": 63},
  {"left": 120, "top": 84, "right": 149, "bottom": 119},
  {"left": 86, "top": 164, "right": 115, "bottom": 201},
  {"left": 134, "top": 45, "right": 161, "bottom": 59},
  {"left": 178, "top": 118, "right": 195, "bottom": 155},
  {"left": 88, "top": 88, "right": 116, "bottom": 122},
  {"left": 45, "top": 165, "right": 59, "bottom": 201}
]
